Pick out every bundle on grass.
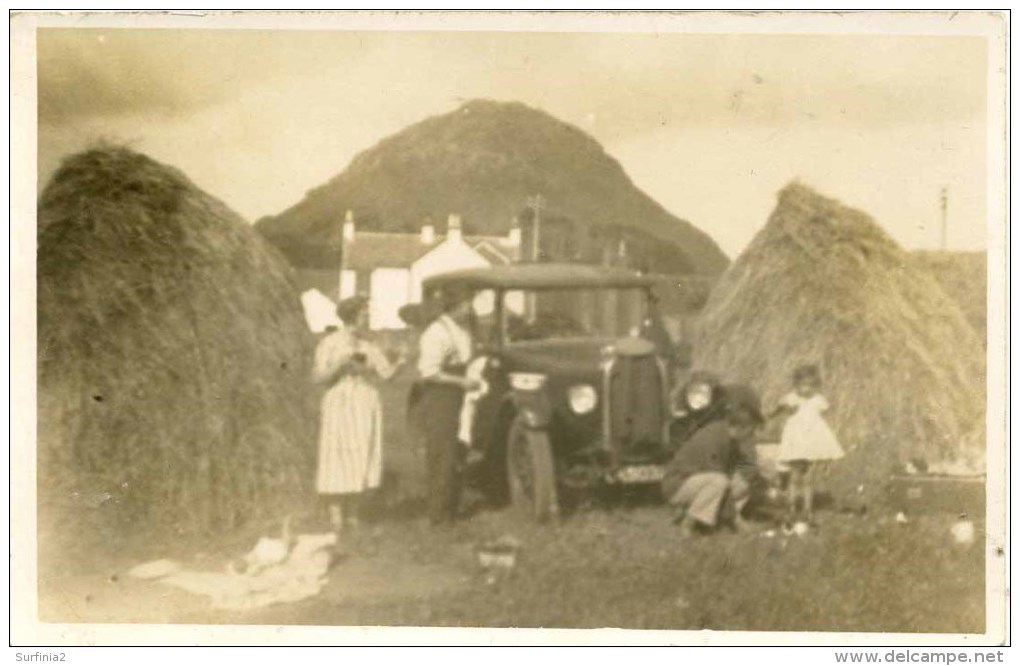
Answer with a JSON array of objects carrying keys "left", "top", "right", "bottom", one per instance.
[
  {"left": 911, "top": 250, "right": 988, "bottom": 344},
  {"left": 693, "top": 183, "right": 985, "bottom": 490},
  {"left": 38, "top": 147, "right": 317, "bottom": 536}
]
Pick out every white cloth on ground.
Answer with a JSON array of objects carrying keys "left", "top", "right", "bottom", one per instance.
[
  {"left": 128, "top": 559, "right": 182, "bottom": 580},
  {"left": 154, "top": 533, "right": 337, "bottom": 612}
]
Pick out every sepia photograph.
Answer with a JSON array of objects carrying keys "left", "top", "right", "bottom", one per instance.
[{"left": 10, "top": 9, "right": 1008, "bottom": 647}]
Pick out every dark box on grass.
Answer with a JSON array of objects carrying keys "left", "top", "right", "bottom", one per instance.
[{"left": 885, "top": 474, "right": 986, "bottom": 518}]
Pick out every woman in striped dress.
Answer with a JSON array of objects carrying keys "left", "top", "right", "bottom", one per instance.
[{"left": 313, "top": 296, "right": 404, "bottom": 532}]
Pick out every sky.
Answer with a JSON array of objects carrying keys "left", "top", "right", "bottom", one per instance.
[{"left": 36, "top": 28, "right": 990, "bottom": 257}]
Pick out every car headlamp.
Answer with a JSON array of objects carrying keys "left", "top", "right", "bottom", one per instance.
[
  {"left": 509, "top": 372, "right": 547, "bottom": 391},
  {"left": 568, "top": 384, "right": 598, "bottom": 414}
]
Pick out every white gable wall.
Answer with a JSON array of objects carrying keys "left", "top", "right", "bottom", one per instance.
[
  {"left": 360, "top": 237, "right": 493, "bottom": 330},
  {"left": 409, "top": 237, "right": 491, "bottom": 305},
  {"left": 369, "top": 268, "right": 412, "bottom": 330}
]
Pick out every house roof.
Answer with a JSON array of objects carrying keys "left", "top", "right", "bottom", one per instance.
[
  {"left": 423, "top": 263, "right": 654, "bottom": 291},
  {"left": 342, "top": 231, "right": 516, "bottom": 271},
  {"left": 343, "top": 232, "right": 435, "bottom": 271},
  {"left": 472, "top": 239, "right": 515, "bottom": 265}
]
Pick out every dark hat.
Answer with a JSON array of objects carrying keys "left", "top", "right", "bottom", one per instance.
[
  {"left": 437, "top": 284, "right": 473, "bottom": 312},
  {"left": 335, "top": 294, "right": 368, "bottom": 325},
  {"left": 398, "top": 303, "right": 426, "bottom": 328},
  {"left": 721, "top": 384, "right": 764, "bottom": 426},
  {"left": 685, "top": 370, "right": 722, "bottom": 391}
]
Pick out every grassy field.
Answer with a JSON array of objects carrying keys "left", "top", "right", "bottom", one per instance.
[{"left": 37, "top": 374, "right": 988, "bottom": 634}]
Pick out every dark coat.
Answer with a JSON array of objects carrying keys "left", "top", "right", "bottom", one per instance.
[{"left": 661, "top": 420, "right": 758, "bottom": 500}]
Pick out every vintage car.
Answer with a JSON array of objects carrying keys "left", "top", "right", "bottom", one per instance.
[{"left": 419, "top": 263, "right": 680, "bottom": 522}]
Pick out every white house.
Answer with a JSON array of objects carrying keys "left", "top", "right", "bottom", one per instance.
[{"left": 339, "top": 212, "right": 521, "bottom": 330}]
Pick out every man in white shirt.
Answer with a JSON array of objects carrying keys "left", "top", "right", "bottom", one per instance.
[
  {"left": 414, "top": 287, "right": 480, "bottom": 524},
  {"left": 417, "top": 309, "right": 474, "bottom": 380}
]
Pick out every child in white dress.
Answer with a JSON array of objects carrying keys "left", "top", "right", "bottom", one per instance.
[{"left": 774, "top": 365, "right": 844, "bottom": 520}]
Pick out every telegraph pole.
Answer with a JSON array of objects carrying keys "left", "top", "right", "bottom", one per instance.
[
  {"left": 526, "top": 194, "right": 545, "bottom": 262},
  {"left": 939, "top": 186, "right": 949, "bottom": 250},
  {"left": 523, "top": 195, "right": 544, "bottom": 323}
]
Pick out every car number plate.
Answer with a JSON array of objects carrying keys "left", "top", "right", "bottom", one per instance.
[{"left": 616, "top": 465, "right": 665, "bottom": 483}]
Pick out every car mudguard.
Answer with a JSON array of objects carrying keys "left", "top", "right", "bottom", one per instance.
[{"left": 506, "top": 388, "right": 552, "bottom": 429}]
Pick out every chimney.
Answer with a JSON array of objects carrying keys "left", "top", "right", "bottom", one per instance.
[
  {"left": 420, "top": 218, "right": 435, "bottom": 244},
  {"left": 447, "top": 214, "right": 462, "bottom": 242},
  {"left": 342, "top": 210, "right": 355, "bottom": 242},
  {"left": 505, "top": 216, "right": 522, "bottom": 247}
]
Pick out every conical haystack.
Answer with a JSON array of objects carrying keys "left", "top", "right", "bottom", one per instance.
[
  {"left": 693, "top": 183, "right": 985, "bottom": 488},
  {"left": 912, "top": 250, "right": 988, "bottom": 344},
  {"left": 38, "top": 147, "right": 316, "bottom": 535}
]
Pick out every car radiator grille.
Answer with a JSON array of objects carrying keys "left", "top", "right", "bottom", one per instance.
[{"left": 607, "top": 354, "right": 665, "bottom": 459}]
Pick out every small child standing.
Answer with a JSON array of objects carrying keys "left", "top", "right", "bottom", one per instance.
[{"left": 774, "top": 365, "right": 844, "bottom": 520}]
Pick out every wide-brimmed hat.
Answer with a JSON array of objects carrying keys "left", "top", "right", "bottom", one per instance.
[
  {"left": 335, "top": 294, "right": 368, "bottom": 324},
  {"left": 685, "top": 370, "right": 722, "bottom": 392},
  {"left": 398, "top": 303, "right": 426, "bottom": 328},
  {"left": 436, "top": 284, "right": 473, "bottom": 312}
]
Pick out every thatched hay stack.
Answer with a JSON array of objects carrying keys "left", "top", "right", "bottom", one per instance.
[
  {"left": 912, "top": 250, "right": 988, "bottom": 344},
  {"left": 693, "top": 183, "right": 985, "bottom": 488},
  {"left": 38, "top": 147, "right": 316, "bottom": 534}
]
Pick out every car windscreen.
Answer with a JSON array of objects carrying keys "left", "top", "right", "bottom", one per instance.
[{"left": 497, "top": 288, "right": 648, "bottom": 343}]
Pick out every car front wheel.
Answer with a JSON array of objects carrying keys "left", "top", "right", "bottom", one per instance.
[{"left": 506, "top": 415, "right": 559, "bottom": 523}]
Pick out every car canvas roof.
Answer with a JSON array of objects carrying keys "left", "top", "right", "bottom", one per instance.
[{"left": 423, "top": 263, "right": 655, "bottom": 291}]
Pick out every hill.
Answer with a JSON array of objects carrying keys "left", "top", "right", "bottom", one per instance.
[{"left": 256, "top": 100, "right": 728, "bottom": 275}]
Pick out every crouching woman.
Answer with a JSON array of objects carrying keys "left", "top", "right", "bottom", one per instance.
[{"left": 661, "top": 385, "right": 763, "bottom": 536}]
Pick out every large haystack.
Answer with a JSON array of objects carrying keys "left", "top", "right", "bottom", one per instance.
[
  {"left": 912, "top": 250, "right": 988, "bottom": 344},
  {"left": 693, "top": 184, "right": 985, "bottom": 488},
  {"left": 38, "top": 147, "right": 316, "bottom": 534}
]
